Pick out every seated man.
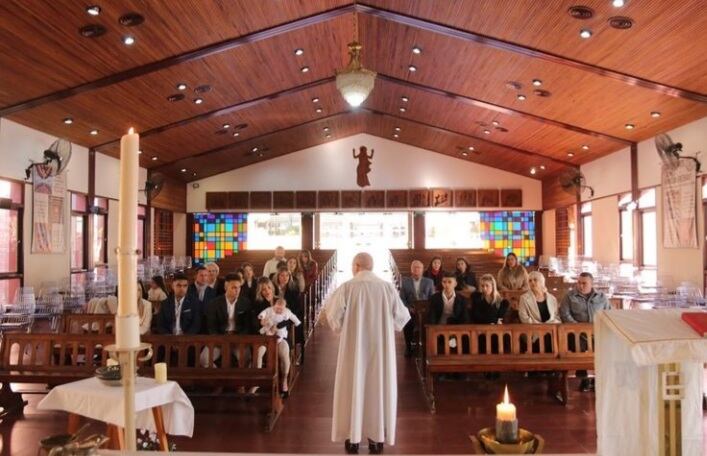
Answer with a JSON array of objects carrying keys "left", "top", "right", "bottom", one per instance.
[
  {"left": 188, "top": 266, "right": 217, "bottom": 331},
  {"left": 205, "top": 261, "right": 225, "bottom": 297},
  {"left": 560, "top": 271, "right": 611, "bottom": 392},
  {"left": 200, "top": 273, "right": 252, "bottom": 367},
  {"left": 155, "top": 273, "right": 201, "bottom": 335},
  {"left": 262, "top": 246, "right": 286, "bottom": 279},
  {"left": 428, "top": 273, "right": 467, "bottom": 325},
  {"left": 399, "top": 260, "right": 435, "bottom": 357}
]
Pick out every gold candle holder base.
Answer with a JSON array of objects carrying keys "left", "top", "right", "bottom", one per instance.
[{"left": 470, "top": 428, "right": 544, "bottom": 454}]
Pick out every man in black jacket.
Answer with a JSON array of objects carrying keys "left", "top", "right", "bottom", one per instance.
[
  {"left": 155, "top": 273, "right": 201, "bottom": 335},
  {"left": 188, "top": 266, "right": 217, "bottom": 333},
  {"left": 428, "top": 273, "right": 468, "bottom": 325}
]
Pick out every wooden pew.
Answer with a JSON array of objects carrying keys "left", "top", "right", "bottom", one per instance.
[
  {"left": 0, "top": 333, "right": 284, "bottom": 431},
  {"left": 62, "top": 313, "right": 114, "bottom": 334},
  {"left": 422, "top": 323, "right": 594, "bottom": 413}
]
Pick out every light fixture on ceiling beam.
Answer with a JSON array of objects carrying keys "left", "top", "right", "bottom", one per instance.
[
  {"left": 612, "top": 0, "right": 625, "bottom": 7},
  {"left": 412, "top": 46, "right": 422, "bottom": 54},
  {"left": 63, "top": 117, "right": 73, "bottom": 125},
  {"left": 517, "top": 94, "right": 526, "bottom": 101},
  {"left": 176, "top": 83, "right": 187, "bottom": 91},
  {"left": 540, "top": 165, "right": 546, "bottom": 170},
  {"left": 86, "top": 5, "right": 101, "bottom": 16},
  {"left": 581, "top": 144, "right": 589, "bottom": 150},
  {"left": 122, "top": 35, "right": 135, "bottom": 46},
  {"left": 336, "top": 9, "right": 376, "bottom": 108},
  {"left": 580, "top": 29, "right": 593, "bottom": 39},
  {"left": 651, "top": 111, "right": 661, "bottom": 118},
  {"left": 90, "top": 129, "right": 99, "bottom": 135},
  {"left": 294, "top": 48, "right": 304, "bottom": 56},
  {"left": 625, "top": 123, "right": 635, "bottom": 129},
  {"left": 530, "top": 167, "right": 537, "bottom": 175},
  {"left": 532, "top": 79, "right": 542, "bottom": 86}
]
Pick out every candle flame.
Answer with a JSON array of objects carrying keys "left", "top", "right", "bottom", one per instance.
[
  {"left": 503, "top": 385, "right": 510, "bottom": 404},
  {"left": 128, "top": 127, "right": 134, "bottom": 134}
]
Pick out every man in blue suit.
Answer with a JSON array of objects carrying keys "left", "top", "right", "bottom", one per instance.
[
  {"left": 399, "top": 260, "right": 435, "bottom": 357},
  {"left": 187, "top": 266, "right": 217, "bottom": 333},
  {"left": 156, "top": 273, "right": 201, "bottom": 335}
]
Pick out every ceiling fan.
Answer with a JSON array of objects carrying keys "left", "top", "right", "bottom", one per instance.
[
  {"left": 655, "top": 133, "right": 701, "bottom": 172},
  {"left": 558, "top": 169, "right": 594, "bottom": 198},
  {"left": 25, "top": 139, "right": 72, "bottom": 180}
]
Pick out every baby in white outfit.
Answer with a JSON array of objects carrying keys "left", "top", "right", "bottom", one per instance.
[{"left": 257, "top": 298, "right": 301, "bottom": 395}]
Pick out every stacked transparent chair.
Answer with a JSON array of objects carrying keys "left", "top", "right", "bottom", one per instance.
[{"left": 0, "top": 287, "right": 36, "bottom": 333}]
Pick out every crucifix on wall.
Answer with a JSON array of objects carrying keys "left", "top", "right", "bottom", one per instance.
[{"left": 353, "top": 146, "right": 374, "bottom": 188}]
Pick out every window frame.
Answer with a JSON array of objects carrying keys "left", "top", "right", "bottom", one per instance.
[
  {"left": 70, "top": 192, "right": 89, "bottom": 273},
  {"left": 618, "top": 193, "right": 634, "bottom": 262},
  {"left": 637, "top": 187, "right": 657, "bottom": 268},
  {"left": 89, "top": 197, "right": 109, "bottom": 268},
  {"left": 0, "top": 178, "right": 25, "bottom": 295},
  {"left": 579, "top": 202, "right": 592, "bottom": 258}
]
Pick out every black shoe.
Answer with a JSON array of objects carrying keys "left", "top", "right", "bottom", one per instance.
[
  {"left": 281, "top": 391, "right": 289, "bottom": 399},
  {"left": 368, "top": 439, "right": 384, "bottom": 454},
  {"left": 579, "top": 378, "right": 595, "bottom": 392},
  {"left": 345, "top": 440, "right": 359, "bottom": 454},
  {"left": 404, "top": 346, "right": 413, "bottom": 358}
]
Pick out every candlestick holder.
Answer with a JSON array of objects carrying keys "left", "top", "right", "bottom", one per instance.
[
  {"left": 470, "top": 428, "right": 544, "bottom": 454},
  {"left": 495, "top": 418, "right": 518, "bottom": 443}
]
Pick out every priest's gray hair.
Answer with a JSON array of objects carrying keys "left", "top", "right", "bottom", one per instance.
[{"left": 353, "top": 252, "right": 374, "bottom": 271}]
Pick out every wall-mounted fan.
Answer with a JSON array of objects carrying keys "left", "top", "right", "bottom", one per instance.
[
  {"left": 558, "top": 169, "right": 594, "bottom": 198},
  {"left": 655, "top": 133, "right": 701, "bottom": 172},
  {"left": 142, "top": 173, "right": 165, "bottom": 201},
  {"left": 24, "top": 139, "right": 72, "bottom": 180}
]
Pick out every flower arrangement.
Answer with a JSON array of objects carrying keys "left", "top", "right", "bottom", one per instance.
[{"left": 136, "top": 429, "right": 176, "bottom": 451}]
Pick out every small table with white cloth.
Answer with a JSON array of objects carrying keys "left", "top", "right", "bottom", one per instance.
[
  {"left": 38, "top": 376, "right": 194, "bottom": 451},
  {"left": 595, "top": 309, "right": 707, "bottom": 456}
]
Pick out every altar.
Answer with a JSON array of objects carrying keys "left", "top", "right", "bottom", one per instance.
[{"left": 596, "top": 309, "right": 707, "bottom": 456}]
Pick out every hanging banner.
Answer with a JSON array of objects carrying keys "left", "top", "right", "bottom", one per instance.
[
  {"left": 31, "top": 164, "right": 66, "bottom": 253},
  {"left": 662, "top": 160, "right": 697, "bottom": 248}
]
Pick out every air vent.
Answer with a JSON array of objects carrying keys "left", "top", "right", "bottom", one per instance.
[
  {"left": 234, "top": 123, "right": 248, "bottom": 130},
  {"left": 495, "top": 126, "right": 509, "bottom": 133},
  {"left": 119, "top": 13, "right": 145, "bottom": 26},
  {"left": 533, "top": 89, "right": 552, "bottom": 97},
  {"left": 167, "top": 93, "right": 185, "bottom": 102},
  {"left": 79, "top": 24, "right": 107, "bottom": 38},
  {"left": 194, "top": 85, "right": 212, "bottom": 94},
  {"left": 608, "top": 16, "right": 634, "bottom": 29},
  {"left": 568, "top": 5, "right": 595, "bottom": 20},
  {"left": 505, "top": 81, "right": 522, "bottom": 90}
]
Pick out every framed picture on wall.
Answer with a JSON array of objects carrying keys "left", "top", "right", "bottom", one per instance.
[
  {"left": 431, "top": 188, "right": 452, "bottom": 207},
  {"left": 273, "top": 191, "right": 295, "bottom": 209},
  {"left": 205, "top": 192, "right": 229, "bottom": 210},
  {"left": 227, "top": 192, "right": 249, "bottom": 210},
  {"left": 250, "top": 191, "right": 272, "bottom": 210},
  {"left": 409, "top": 189, "right": 431, "bottom": 208},
  {"left": 386, "top": 190, "right": 408, "bottom": 208},
  {"left": 478, "top": 189, "right": 500, "bottom": 207},
  {"left": 500, "top": 189, "right": 523, "bottom": 207},
  {"left": 341, "top": 190, "right": 362, "bottom": 209},
  {"left": 317, "top": 191, "right": 340, "bottom": 209},
  {"left": 295, "top": 191, "right": 316, "bottom": 209},
  {"left": 363, "top": 190, "right": 385, "bottom": 209},
  {"left": 454, "top": 189, "right": 477, "bottom": 207}
]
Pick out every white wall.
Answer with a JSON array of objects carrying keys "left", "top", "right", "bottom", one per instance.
[
  {"left": 173, "top": 213, "right": 187, "bottom": 256},
  {"left": 187, "top": 133, "right": 542, "bottom": 212},
  {"left": 560, "top": 116, "right": 707, "bottom": 289},
  {"left": 0, "top": 118, "right": 154, "bottom": 289}
]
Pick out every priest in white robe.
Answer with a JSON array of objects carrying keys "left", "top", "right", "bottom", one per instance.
[{"left": 324, "top": 252, "right": 411, "bottom": 454}]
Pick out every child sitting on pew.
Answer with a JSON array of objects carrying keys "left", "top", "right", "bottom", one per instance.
[{"left": 258, "top": 298, "right": 301, "bottom": 397}]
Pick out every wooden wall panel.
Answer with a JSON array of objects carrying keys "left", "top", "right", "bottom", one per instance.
[
  {"left": 454, "top": 189, "right": 477, "bottom": 207},
  {"left": 478, "top": 189, "right": 500, "bottom": 207},
  {"left": 317, "top": 191, "right": 339, "bottom": 209},
  {"left": 431, "top": 188, "right": 452, "bottom": 207},
  {"left": 151, "top": 176, "right": 186, "bottom": 213},
  {"left": 409, "top": 189, "right": 430, "bottom": 208},
  {"left": 250, "top": 192, "right": 272, "bottom": 210},
  {"left": 273, "top": 191, "right": 295, "bottom": 210},
  {"left": 228, "top": 192, "right": 249, "bottom": 210},
  {"left": 296, "top": 191, "right": 317, "bottom": 209},
  {"left": 555, "top": 207, "right": 570, "bottom": 258},
  {"left": 341, "top": 190, "right": 362, "bottom": 209},
  {"left": 386, "top": 190, "right": 408, "bottom": 208},
  {"left": 153, "top": 209, "right": 174, "bottom": 256},
  {"left": 206, "top": 192, "right": 229, "bottom": 210},
  {"left": 500, "top": 189, "right": 523, "bottom": 207},
  {"left": 363, "top": 190, "right": 385, "bottom": 208}
]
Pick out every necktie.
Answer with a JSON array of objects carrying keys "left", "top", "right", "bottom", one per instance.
[{"left": 174, "top": 298, "right": 183, "bottom": 335}]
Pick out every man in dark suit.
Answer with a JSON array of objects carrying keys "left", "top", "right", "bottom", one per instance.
[
  {"left": 155, "top": 273, "right": 201, "bottom": 335},
  {"left": 188, "top": 266, "right": 217, "bottom": 333},
  {"left": 205, "top": 272, "right": 252, "bottom": 335},
  {"left": 399, "top": 260, "right": 435, "bottom": 357},
  {"left": 205, "top": 262, "right": 226, "bottom": 297},
  {"left": 428, "top": 273, "right": 467, "bottom": 325}
]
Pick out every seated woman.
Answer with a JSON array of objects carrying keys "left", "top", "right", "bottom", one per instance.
[
  {"left": 258, "top": 297, "right": 301, "bottom": 398},
  {"left": 519, "top": 271, "right": 560, "bottom": 324},
  {"left": 286, "top": 257, "right": 306, "bottom": 293},
  {"left": 147, "top": 275, "right": 168, "bottom": 314},
  {"left": 454, "top": 257, "right": 477, "bottom": 295},
  {"left": 423, "top": 256, "right": 445, "bottom": 291},
  {"left": 428, "top": 272, "right": 468, "bottom": 325},
  {"left": 297, "top": 250, "right": 319, "bottom": 289},
  {"left": 496, "top": 252, "right": 529, "bottom": 291},
  {"left": 470, "top": 274, "right": 511, "bottom": 357}
]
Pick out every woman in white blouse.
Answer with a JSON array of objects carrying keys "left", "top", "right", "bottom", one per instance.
[{"left": 518, "top": 271, "right": 560, "bottom": 324}]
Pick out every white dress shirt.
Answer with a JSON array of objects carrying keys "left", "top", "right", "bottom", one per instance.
[
  {"left": 412, "top": 278, "right": 421, "bottom": 300},
  {"left": 440, "top": 291, "right": 456, "bottom": 324},
  {"left": 226, "top": 297, "right": 237, "bottom": 332},
  {"left": 174, "top": 296, "right": 185, "bottom": 335}
]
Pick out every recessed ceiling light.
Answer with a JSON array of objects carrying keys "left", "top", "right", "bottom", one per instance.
[
  {"left": 193, "top": 172, "right": 197, "bottom": 176},
  {"left": 151, "top": 156, "right": 158, "bottom": 161},
  {"left": 399, "top": 107, "right": 406, "bottom": 112},
  {"left": 483, "top": 129, "right": 491, "bottom": 135},
  {"left": 393, "top": 134, "right": 399, "bottom": 138},
  {"left": 568, "top": 152, "right": 575, "bottom": 157},
  {"left": 612, "top": 0, "right": 625, "bottom": 7},
  {"left": 294, "top": 48, "right": 304, "bottom": 56},
  {"left": 517, "top": 94, "right": 527, "bottom": 101},
  {"left": 532, "top": 79, "right": 543, "bottom": 87},
  {"left": 468, "top": 146, "right": 475, "bottom": 151},
  {"left": 312, "top": 97, "right": 319, "bottom": 103},
  {"left": 257, "top": 153, "right": 264, "bottom": 158},
  {"left": 530, "top": 167, "right": 537, "bottom": 175},
  {"left": 122, "top": 35, "right": 135, "bottom": 46},
  {"left": 625, "top": 123, "right": 635, "bottom": 129},
  {"left": 300, "top": 66, "right": 310, "bottom": 73},
  {"left": 394, "top": 127, "right": 401, "bottom": 132},
  {"left": 194, "top": 98, "right": 203, "bottom": 104},
  {"left": 540, "top": 165, "right": 546, "bottom": 170},
  {"left": 176, "top": 83, "right": 187, "bottom": 91},
  {"left": 651, "top": 111, "right": 661, "bottom": 118},
  {"left": 580, "top": 29, "right": 592, "bottom": 39},
  {"left": 326, "top": 134, "right": 332, "bottom": 139},
  {"left": 581, "top": 144, "right": 590, "bottom": 150},
  {"left": 138, "top": 150, "right": 143, "bottom": 155},
  {"left": 252, "top": 147, "right": 258, "bottom": 152},
  {"left": 408, "top": 65, "right": 417, "bottom": 72},
  {"left": 492, "top": 120, "right": 500, "bottom": 126},
  {"left": 232, "top": 132, "right": 240, "bottom": 137},
  {"left": 401, "top": 96, "right": 409, "bottom": 102},
  {"left": 222, "top": 124, "right": 230, "bottom": 129},
  {"left": 461, "top": 151, "right": 469, "bottom": 157},
  {"left": 315, "top": 108, "right": 323, "bottom": 113},
  {"left": 412, "top": 46, "right": 422, "bottom": 54},
  {"left": 180, "top": 168, "right": 187, "bottom": 173},
  {"left": 63, "top": 117, "right": 73, "bottom": 125},
  {"left": 86, "top": 5, "right": 101, "bottom": 16},
  {"left": 89, "top": 129, "right": 98, "bottom": 135},
  {"left": 323, "top": 127, "right": 330, "bottom": 132}
]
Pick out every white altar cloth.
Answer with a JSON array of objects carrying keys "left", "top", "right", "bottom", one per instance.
[
  {"left": 596, "top": 309, "right": 707, "bottom": 456},
  {"left": 38, "top": 377, "right": 194, "bottom": 437}
]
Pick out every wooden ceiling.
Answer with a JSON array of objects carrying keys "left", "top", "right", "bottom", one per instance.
[{"left": 1, "top": 0, "right": 706, "bottom": 183}]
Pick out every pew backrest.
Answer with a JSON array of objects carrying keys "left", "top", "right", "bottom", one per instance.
[{"left": 62, "top": 314, "right": 115, "bottom": 335}]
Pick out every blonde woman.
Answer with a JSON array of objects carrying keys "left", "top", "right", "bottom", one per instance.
[
  {"left": 496, "top": 252, "right": 529, "bottom": 291},
  {"left": 519, "top": 271, "right": 560, "bottom": 324},
  {"left": 470, "top": 274, "right": 510, "bottom": 324}
]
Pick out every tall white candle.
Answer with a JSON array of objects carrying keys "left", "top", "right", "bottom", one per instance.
[
  {"left": 496, "top": 385, "right": 516, "bottom": 421},
  {"left": 117, "top": 128, "right": 139, "bottom": 317}
]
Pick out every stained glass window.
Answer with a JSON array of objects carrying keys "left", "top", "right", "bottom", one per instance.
[
  {"left": 193, "top": 213, "right": 247, "bottom": 263},
  {"left": 479, "top": 211, "right": 536, "bottom": 266}
]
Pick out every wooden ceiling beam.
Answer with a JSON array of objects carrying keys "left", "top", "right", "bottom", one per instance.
[
  {"left": 360, "top": 108, "right": 577, "bottom": 169},
  {"left": 152, "top": 110, "right": 354, "bottom": 173},
  {"left": 0, "top": 4, "right": 354, "bottom": 117},
  {"left": 377, "top": 73, "right": 633, "bottom": 145},
  {"left": 357, "top": 3, "right": 707, "bottom": 104},
  {"left": 93, "top": 77, "right": 336, "bottom": 151}
]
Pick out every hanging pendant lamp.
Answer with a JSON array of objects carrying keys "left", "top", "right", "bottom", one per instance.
[{"left": 336, "top": 9, "right": 375, "bottom": 107}]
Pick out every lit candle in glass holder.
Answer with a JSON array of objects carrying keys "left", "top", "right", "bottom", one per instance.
[{"left": 495, "top": 385, "right": 518, "bottom": 443}]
